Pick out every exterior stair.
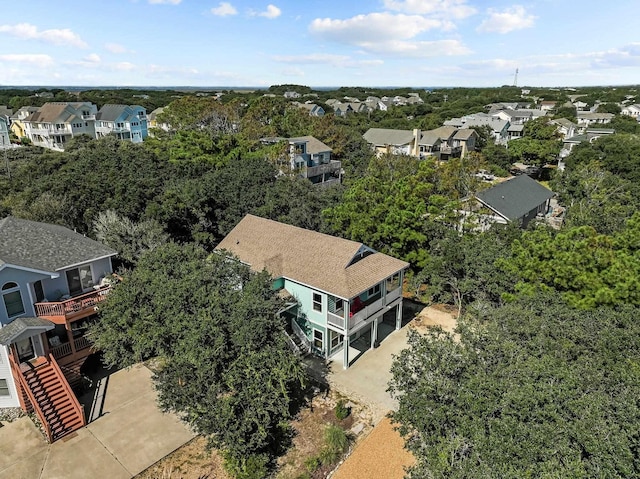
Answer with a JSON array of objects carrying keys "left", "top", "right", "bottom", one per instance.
[{"left": 19, "top": 355, "right": 86, "bottom": 442}]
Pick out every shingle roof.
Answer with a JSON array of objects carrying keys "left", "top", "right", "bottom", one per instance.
[
  {"left": 25, "top": 102, "right": 91, "bottom": 124},
  {"left": 476, "top": 176, "right": 553, "bottom": 221},
  {"left": 215, "top": 215, "right": 409, "bottom": 299},
  {"left": 0, "top": 317, "right": 54, "bottom": 345},
  {"left": 96, "top": 104, "right": 128, "bottom": 122},
  {"left": 0, "top": 217, "right": 117, "bottom": 273},
  {"left": 288, "top": 136, "right": 332, "bottom": 154},
  {"left": 363, "top": 128, "right": 414, "bottom": 146},
  {"left": 452, "top": 129, "right": 476, "bottom": 140}
]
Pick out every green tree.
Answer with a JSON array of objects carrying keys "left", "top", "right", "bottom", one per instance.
[
  {"left": 390, "top": 293, "right": 640, "bottom": 479},
  {"left": 91, "top": 243, "right": 306, "bottom": 473}
]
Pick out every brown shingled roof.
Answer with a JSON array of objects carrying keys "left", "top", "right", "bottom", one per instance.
[{"left": 215, "top": 215, "right": 409, "bottom": 299}]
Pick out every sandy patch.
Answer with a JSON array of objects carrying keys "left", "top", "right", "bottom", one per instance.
[
  {"left": 411, "top": 304, "right": 457, "bottom": 334},
  {"left": 332, "top": 416, "right": 414, "bottom": 479}
]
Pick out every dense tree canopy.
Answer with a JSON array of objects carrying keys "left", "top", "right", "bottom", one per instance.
[
  {"left": 390, "top": 293, "right": 640, "bottom": 479},
  {"left": 91, "top": 243, "right": 305, "bottom": 471}
]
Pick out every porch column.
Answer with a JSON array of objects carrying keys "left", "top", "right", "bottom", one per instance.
[
  {"left": 343, "top": 335, "right": 350, "bottom": 370},
  {"left": 65, "top": 322, "right": 77, "bottom": 355},
  {"left": 395, "top": 301, "right": 402, "bottom": 330},
  {"left": 370, "top": 319, "right": 378, "bottom": 349}
]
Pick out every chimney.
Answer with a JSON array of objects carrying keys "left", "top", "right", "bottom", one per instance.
[{"left": 413, "top": 128, "right": 421, "bottom": 156}]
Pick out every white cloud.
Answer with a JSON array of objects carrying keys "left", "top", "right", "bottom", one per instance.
[
  {"left": 362, "top": 39, "right": 470, "bottom": 56},
  {"left": 310, "top": 13, "right": 453, "bottom": 44},
  {"left": 148, "top": 0, "right": 182, "bottom": 4},
  {"left": 84, "top": 53, "right": 101, "bottom": 63},
  {"left": 211, "top": 2, "right": 237, "bottom": 16},
  {"left": 105, "top": 42, "right": 133, "bottom": 54},
  {"left": 0, "top": 23, "right": 88, "bottom": 48},
  {"left": 282, "top": 67, "right": 305, "bottom": 77},
  {"left": 252, "top": 4, "right": 281, "bottom": 19},
  {"left": 477, "top": 6, "right": 536, "bottom": 34},
  {"left": 383, "top": 0, "right": 476, "bottom": 19},
  {"left": 115, "top": 62, "right": 136, "bottom": 71},
  {"left": 0, "top": 53, "right": 54, "bottom": 67},
  {"left": 590, "top": 43, "right": 640, "bottom": 69}
]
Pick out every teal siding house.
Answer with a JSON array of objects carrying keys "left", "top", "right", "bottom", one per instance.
[{"left": 216, "top": 215, "right": 409, "bottom": 369}]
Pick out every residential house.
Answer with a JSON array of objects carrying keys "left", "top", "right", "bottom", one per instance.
[
  {"left": 262, "top": 136, "right": 342, "bottom": 186},
  {"left": 561, "top": 128, "right": 615, "bottom": 157},
  {"left": 363, "top": 126, "right": 477, "bottom": 160},
  {"left": 621, "top": 104, "right": 640, "bottom": 119},
  {"left": 539, "top": 100, "right": 557, "bottom": 111},
  {"left": 23, "top": 102, "right": 98, "bottom": 151},
  {"left": 95, "top": 104, "right": 148, "bottom": 143},
  {"left": 445, "top": 114, "right": 510, "bottom": 144},
  {"left": 463, "top": 175, "right": 554, "bottom": 230},
  {"left": 507, "top": 124, "right": 525, "bottom": 140},
  {"left": 9, "top": 106, "right": 39, "bottom": 139},
  {"left": 492, "top": 108, "right": 547, "bottom": 125},
  {"left": 576, "top": 112, "right": 614, "bottom": 127},
  {"left": 148, "top": 107, "right": 170, "bottom": 133},
  {"left": 0, "top": 116, "right": 9, "bottom": 148},
  {"left": 284, "top": 91, "right": 301, "bottom": 99},
  {"left": 293, "top": 102, "right": 325, "bottom": 117},
  {"left": 551, "top": 118, "right": 578, "bottom": 139},
  {"left": 215, "top": 215, "right": 409, "bottom": 369},
  {"left": 0, "top": 217, "right": 117, "bottom": 441}
]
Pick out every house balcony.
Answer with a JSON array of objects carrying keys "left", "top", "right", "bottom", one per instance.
[
  {"left": 35, "top": 286, "right": 111, "bottom": 324},
  {"left": 349, "top": 295, "right": 384, "bottom": 330},
  {"left": 439, "top": 145, "right": 462, "bottom": 155},
  {"left": 82, "top": 114, "right": 96, "bottom": 121},
  {"left": 304, "top": 160, "right": 342, "bottom": 178}
]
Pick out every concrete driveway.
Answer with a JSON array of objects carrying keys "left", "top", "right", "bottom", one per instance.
[
  {"left": 328, "top": 324, "right": 411, "bottom": 423},
  {"left": 0, "top": 364, "right": 195, "bottom": 479}
]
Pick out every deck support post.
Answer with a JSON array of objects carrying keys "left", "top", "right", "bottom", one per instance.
[
  {"left": 343, "top": 334, "right": 350, "bottom": 370},
  {"left": 370, "top": 319, "right": 378, "bottom": 349},
  {"left": 395, "top": 302, "right": 402, "bottom": 330}
]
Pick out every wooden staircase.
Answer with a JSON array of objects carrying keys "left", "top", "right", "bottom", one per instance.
[{"left": 12, "top": 354, "right": 86, "bottom": 442}]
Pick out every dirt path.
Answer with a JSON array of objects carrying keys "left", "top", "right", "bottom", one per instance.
[
  {"left": 411, "top": 304, "right": 457, "bottom": 334},
  {"left": 331, "top": 416, "right": 415, "bottom": 479}
]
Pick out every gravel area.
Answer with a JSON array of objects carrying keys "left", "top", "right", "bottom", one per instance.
[
  {"left": 331, "top": 416, "right": 414, "bottom": 479},
  {"left": 0, "top": 407, "right": 24, "bottom": 423}
]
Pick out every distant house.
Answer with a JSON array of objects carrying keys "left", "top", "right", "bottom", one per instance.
[
  {"left": 215, "top": 215, "right": 409, "bottom": 369},
  {"left": 363, "top": 126, "right": 477, "bottom": 160},
  {"left": 333, "top": 103, "right": 354, "bottom": 117},
  {"left": 23, "top": 102, "right": 98, "bottom": 151},
  {"left": 621, "top": 104, "right": 640, "bottom": 119},
  {"left": 492, "top": 108, "right": 546, "bottom": 125},
  {"left": 561, "top": 128, "right": 615, "bottom": 157},
  {"left": 0, "top": 116, "right": 9, "bottom": 148},
  {"left": 551, "top": 118, "right": 578, "bottom": 139},
  {"left": 284, "top": 91, "right": 301, "bottom": 99},
  {"left": 467, "top": 175, "right": 554, "bottom": 229},
  {"left": 148, "top": 107, "right": 170, "bottom": 133},
  {"left": 507, "top": 124, "right": 525, "bottom": 140},
  {"left": 9, "top": 106, "right": 39, "bottom": 139},
  {"left": 294, "top": 102, "right": 325, "bottom": 117},
  {"left": 262, "top": 135, "right": 342, "bottom": 186},
  {"left": 0, "top": 217, "right": 117, "bottom": 441},
  {"left": 539, "top": 100, "right": 557, "bottom": 112},
  {"left": 445, "top": 114, "right": 510, "bottom": 144},
  {"left": 576, "top": 112, "right": 614, "bottom": 127},
  {"left": 95, "top": 104, "right": 148, "bottom": 143}
]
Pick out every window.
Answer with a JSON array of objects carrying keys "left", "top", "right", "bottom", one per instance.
[
  {"left": 313, "top": 329, "right": 323, "bottom": 350},
  {"left": 66, "top": 265, "right": 94, "bottom": 295},
  {"left": 313, "top": 293, "right": 322, "bottom": 312},
  {"left": 2, "top": 282, "right": 25, "bottom": 318},
  {"left": 16, "top": 337, "right": 35, "bottom": 363},
  {"left": 0, "top": 379, "right": 9, "bottom": 397},
  {"left": 368, "top": 284, "right": 381, "bottom": 297},
  {"left": 330, "top": 331, "right": 343, "bottom": 349}
]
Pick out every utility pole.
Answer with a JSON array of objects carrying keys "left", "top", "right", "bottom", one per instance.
[{"left": 513, "top": 68, "right": 519, "bottom": 87}]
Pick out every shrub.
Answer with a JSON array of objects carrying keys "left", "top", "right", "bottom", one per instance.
[
  {"left": 320, "top": 425, "right": 351, "bottom": 465},
  {"left": 334, "top": 399, "right": 350, "bottom": 420},
  {"left": 304, "top": 455, "right": 321, "bottom": 473},
  {"left": 222, "top": 452, "right": 269, "bottom": 479}
]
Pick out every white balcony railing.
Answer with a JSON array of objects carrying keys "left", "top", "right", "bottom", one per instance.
[
  {"left": 327, "top": 311, "right": 345, "bottom": 329},
  {"left": 348, "top": 297, "right": 384, "bottom": 330}
]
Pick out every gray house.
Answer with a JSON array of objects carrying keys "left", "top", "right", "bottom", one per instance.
[{"left": 473, "top": 175, "right": 554, "bottom": 228}]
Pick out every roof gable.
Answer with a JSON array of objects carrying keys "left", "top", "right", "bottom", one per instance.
[{"left": 215, "top": 215, "right": 408, "bottom": 298}]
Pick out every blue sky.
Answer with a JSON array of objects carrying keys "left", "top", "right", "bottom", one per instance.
[{"left": 1, "top": 0, "right": 639, "bottom": 87}]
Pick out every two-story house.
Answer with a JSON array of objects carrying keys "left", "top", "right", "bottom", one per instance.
[
  {"left": 0, "top": 217, "right": 117, "bottom": 441},
  {"left": 262, "top": 136, "right": 342, "bottom": 186},
  {"left": 23, "top": 102, "right": 98, "bottom": 151},
  {"left": 9, "top": 106, "right": 39, "bottom": 140},
  {"left": 95, "top": 104, "right": 148, "bottom": 143},
  {"left": 215, "top": 215, "right": 409, "bottom": 369}
]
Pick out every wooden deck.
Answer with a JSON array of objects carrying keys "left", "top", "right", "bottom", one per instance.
[{"left": 34, "top": 286, "right": 111, "bottom": 324}]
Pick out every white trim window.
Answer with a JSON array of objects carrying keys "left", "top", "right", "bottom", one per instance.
[
  {"left": 313, "top": 292, "right": 323, "bottom": 312},
  {"left": 0, "top": 379, "right": 10, "bottom": 397},
  {"left": 313, "top": 329, "right": 324, "bottom": 350},
  {"left": 2, "top": 282, "right": 25, "bottom": 318}
]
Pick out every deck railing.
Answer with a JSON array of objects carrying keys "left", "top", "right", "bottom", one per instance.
[
  {"left": 35, "top": 286, "right": 111, "bottom": 319},
  {"left": 9, "top": 357, "right": 52, "bottom": 442},
  {"left": 74, "top": 335, "right": 92, "bottom": 352},
  {"left": 51, "top": 342, "right": 72, "bottom": 360}
]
